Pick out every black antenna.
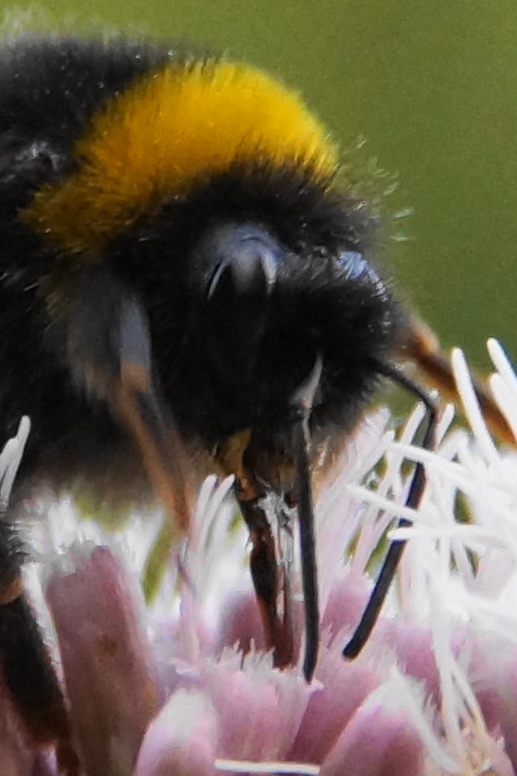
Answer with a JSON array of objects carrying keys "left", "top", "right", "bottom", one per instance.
[{"left": 343, "top": 365, "right": 437, "bottom": 659}]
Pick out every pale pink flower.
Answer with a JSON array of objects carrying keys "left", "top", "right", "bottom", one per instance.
[{"left": 2, "top": 339, "right": 517, "bottom": 775}]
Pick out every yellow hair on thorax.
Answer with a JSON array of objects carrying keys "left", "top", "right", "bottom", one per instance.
[{"left": 24, "top": 59, "right": 338, "bottom": 254}]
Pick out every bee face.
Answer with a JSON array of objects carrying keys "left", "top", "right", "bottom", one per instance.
[{"left": 104, "top": 165, "right": 402, "bottom": 451}]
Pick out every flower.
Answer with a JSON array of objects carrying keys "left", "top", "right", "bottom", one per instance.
[{"left": 2, "top": 339, "right": 517, "bottom": 775}]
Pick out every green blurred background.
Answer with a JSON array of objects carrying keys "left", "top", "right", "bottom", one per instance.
[{"left": 4, "top": 0, "right": 517, "bottom": 372}]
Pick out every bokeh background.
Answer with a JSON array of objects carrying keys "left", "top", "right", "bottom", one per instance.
[{"left": 3, "top": 0, "right": 517, "bottom": 372}]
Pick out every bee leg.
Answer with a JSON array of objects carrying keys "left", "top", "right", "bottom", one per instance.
[
  {"left": 0, "top": 520, "right": 79, "bottom": 775},
  {"left": 405, "top": 317, "right": 514, "bottom": 445},
  {"left": 68, "top": 270, "right": 191, "bottom": 599},
  {"left": 343, "top": 367, "right": 437, "bottom": 659},
  {"left": 110, "top": 297, "right": 192, "bottom": 600}
]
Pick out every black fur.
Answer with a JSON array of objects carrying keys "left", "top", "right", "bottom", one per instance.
[
  {"left": 0, "top": 35, "right": 187, "bottom": 492},
  {"left": 113, "top": 161, "right": 403, "bottom": 445}
]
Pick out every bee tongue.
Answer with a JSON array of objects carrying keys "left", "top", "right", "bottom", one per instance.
[{"left": 217, "top": 354, "right": 323, "bottom": 681}]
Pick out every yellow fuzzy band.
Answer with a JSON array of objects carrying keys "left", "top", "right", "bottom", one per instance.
[{"left": 23, "top": 59, "right": 338, "bottom": 255}]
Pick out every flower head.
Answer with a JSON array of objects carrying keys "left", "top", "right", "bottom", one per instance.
[{"left": 3, "top": 340, "right": 517, "bottom": 775}]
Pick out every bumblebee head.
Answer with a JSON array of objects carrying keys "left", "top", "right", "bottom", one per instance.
[{"left": 22, "top": 54, "right": 401, "bottom": 454}]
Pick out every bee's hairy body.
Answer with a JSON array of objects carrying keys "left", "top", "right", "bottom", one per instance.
[
  {"left": 0, "top": 33, "right": 407, "bottom": 763},
  {"left": 0, "top": 37, "right": 174, "bottom": 506},
  {"left": 0, "top": 34, "right": 402, "bottom": 510}
]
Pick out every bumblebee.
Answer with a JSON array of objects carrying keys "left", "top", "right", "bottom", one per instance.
[{"left": 0, "top": 31, "right": 512, "bottom": 773}]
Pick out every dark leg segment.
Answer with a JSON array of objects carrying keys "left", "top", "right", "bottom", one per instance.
[
  {"left": 291, "top": 422, "right": 319, "bottom": 682},
  {"left": 343, "top": 366, "right": 437, "bottom": 659},
  {"left": 0, "top": 517, "right": 79, "bottom": 774}
]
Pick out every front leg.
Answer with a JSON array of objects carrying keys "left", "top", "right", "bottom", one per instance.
[{"left": 0, "top": 492, "right": 79, "bottom": 774}]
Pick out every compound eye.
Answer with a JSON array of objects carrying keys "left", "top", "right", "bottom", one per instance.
[
  {"left": 337, "top": 250, "right": 381, "bottom": 285},
  {"left": 207, "top": 226, "right": 279, "bottom": 300}
]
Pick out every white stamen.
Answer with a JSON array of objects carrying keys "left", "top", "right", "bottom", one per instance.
[
  {"left": 451, "top": 348, "right": 501, "bottom": 470},
  {"left": 215, "top": 759, "right": 320, "bottom": 775},
  {"left": 0, "top": 415, "right": 30, "bottom": 503}
]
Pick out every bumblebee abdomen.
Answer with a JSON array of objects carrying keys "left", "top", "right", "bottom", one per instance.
[
  {"left": 0, "top": 37, "right": 176, "bottom": 295},
  {"left": 0, "top": 36, "right": 170, "bottom": 152}
]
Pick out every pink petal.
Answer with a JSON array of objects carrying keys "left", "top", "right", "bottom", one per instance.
[
  {"left": 468, "top": 633, "right": 517, "bottom": 770},
  {"left": 387, "top": 624, "right": 441, "bottom": 704},
  {"left": 321, "top": 574, "right": 374, "bottom": 644},
  {"left": 135, "top": 689, "right": 217, "bottom": 776},
  {"left": 320, "top": 700, "right": 424, "bottom": 776},
  {"left": 215, "top": 591, "right": 266, "bottom": 655},
  {"left": 202, "top": 659, "right": 310, "bottom": 762},
  {"left": 288, "top": 645, "right": 381, "bottom": 763},
  {"left": 45, "top": 545, "right": 158, "bottom": 776}
]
